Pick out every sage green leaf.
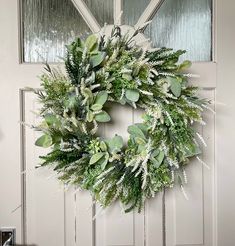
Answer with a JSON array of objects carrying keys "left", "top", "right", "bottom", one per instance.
[
  {"left": 185, "top": 144, "right": 201, "bottom": 157},
  {"left": 178, "top": 60, "right": 192, "bottom": 70},
  {"left": 132, "top": 66, "right": 140, "bottom": 76},
  {"left": 82, "top": 88, "right": 93, "bottom": 103},
  {"left": 85, "top": 34, "right": 98, "bottom": 51},
  {"left": 35, "top": 134, "right": 53, "bottom": 148},
  {"left": 119, "top": 97, "right": 126, "bottom": 105},
  {"left": 157, "top": 151, "right": 164, "bottom": 164},
  {"left": 89, "top": 152, "right": 104, "bottom": 165},
  {"left": 100, "top": 153, "right": 109, "bottom": 170},
  {"left": 122, "top": 73, "right": 132, "bottom": 81},
  {"left": 95, "top": 111, "right": 111, "bottom": 122},
  {"left": 151, "top": 149, "right": 160, "bottom": 158},
  {"left": 128, "top": 124, "right": 146, "bottom": 140},
  {"left": 90, "top": 52, "right": 106, "bottom": 67},
  {"left": 66, "top": 96, "right": 77, "bottom": 109},
  {"left": 94, "top": 91, "right": 108, "bottom": 105},
  {"left": 91, "top": 104, "right": 103, "bottom": 111},
  {"left": 168, "top": 77, "right": 181, "bottom": 97},
  {"left": 138, "top": 144, "right": 146, "bottom": 153},
  {"left": 125, "top": 89, "right": 140, "bottom": 102},
  {"left": 86, "top": 71, "right": 96, "bottom": 83},
  {"left": 86, "top": 110, "right": 94, "bottom": 122},
  {"left": 100, "top": 141, "right": 107, "bottom": 152},
  {"left": 151, "top": 157, "right": 161, "bottom": 168},
  {"left": 135, "top": 123, "right": 148, "bottom": 135},
  {"left": 44, "top": 114, "right": 59, "bottom": 126},
  {"left": 135, "top": 137, "right": 146, "bottom": 145},
  {"left": 106, "top": 135, "right": 124, "bottom": 153}
]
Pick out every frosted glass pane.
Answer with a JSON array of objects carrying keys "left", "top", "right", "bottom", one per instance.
[
  {"left": 123, "top": 0, "right": 212, "bottom": 62},
  {"left": 22, "top": 0, "right": 91, "bottom": 63},
  {"left": 123, "top": 0, "right": 150, "bottom": 26},
  {"left": 84, "top": 0, "right": 114, "bottom": 26},
  {"left": 145, "top": 0, "right": 212, "bottom": 61}
]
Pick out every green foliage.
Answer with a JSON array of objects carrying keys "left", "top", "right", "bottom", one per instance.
[
  {"left": 105, "top": 135, "right": 124, "bottom": 153},
  {"left": 95, "top": 111, "right": 111, "bottom": 122},
  {"left": 35, "top": 26, "right": 209, "bottom": 213},
  {"left": 35, "top": 134, "right": 53, "bottom": 148},
  {"left": 168, "top": 77, "right": 182, "bottom": 97},
  {"left": 125, "top": 89, "right": 140, "bottom": 102}
]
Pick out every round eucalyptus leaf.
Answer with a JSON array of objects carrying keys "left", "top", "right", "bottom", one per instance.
[{"left": 125, "top": 89, "right": 140, "bottom": 102}]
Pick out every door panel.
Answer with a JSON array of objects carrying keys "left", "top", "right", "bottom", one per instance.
[
  {"left": 165, "top": 89, "right": 216, "bottom": 246},
  {"left": 0, "top": 0, "right": 221, "bottom": 245}
]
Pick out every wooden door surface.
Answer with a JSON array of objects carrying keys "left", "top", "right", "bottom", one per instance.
[{"left": 1, "top": 0, "right": 234, "bottom": 245}]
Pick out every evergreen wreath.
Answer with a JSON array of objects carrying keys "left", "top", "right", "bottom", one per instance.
[{"left": 35, "top": 26, "right": 209, "bottom": 212}]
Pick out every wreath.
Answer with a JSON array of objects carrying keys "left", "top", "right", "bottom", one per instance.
[{"left": 34, "top": 26, "right": 209, "bottom": 212}]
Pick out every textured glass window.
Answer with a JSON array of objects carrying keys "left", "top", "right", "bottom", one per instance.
[
  {"left": 84, "top": 0, "right": 114, "bottom": 26},
  {"left": 21, "top": 0, "right": 113, "bottom": 63},
  {"left": 124, "top": 0, "right": 212, "bottom": 62},
  {"left": 22, "top": 0, "right": 212, "bottom": 63},
  {"left": 123, "top": 0, "right": 150, "bottom": 26}
]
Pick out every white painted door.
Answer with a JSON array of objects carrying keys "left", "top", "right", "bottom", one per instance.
[{"left": 1, "top": 0, "right": 234, "bottom": 245}]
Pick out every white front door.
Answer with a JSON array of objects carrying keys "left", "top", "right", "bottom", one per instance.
[{"left": 0, "top": 0, "right": 233, "bottom": 245}]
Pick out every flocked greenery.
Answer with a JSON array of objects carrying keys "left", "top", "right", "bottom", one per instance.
[{"left": 34, "top": 26, "right": 209, "bottom": 212}]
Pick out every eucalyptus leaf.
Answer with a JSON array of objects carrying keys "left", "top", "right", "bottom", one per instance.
[
  {"left": 128, "top": 124, "right": 146, "bottom": 140},
  {"left": 135, "top": 123, "right": 148, "bottom": 135},
  {"left": 122, "top": 73, "right": 132, "bottom": 81},
  {"left": 106, "top": 135, "right": 124, "bottom": 153},
  {"left": 119, "top": 97, "right": 126, "bottom": 105},
  {"left": 94, "top": 91, "right": 108, "bottom": 105},
  {"left": 85, "top": 34, "right": 98, "bottom": 51},
  {"left": 185, "top": 144, "right": 201, "bottom": 157},
  {"left": 125, "top": 89, "right": 140, "bottom": 102},
  {"left": 168, "top": 77, "right": 181, "bottom": 97},
  {"left": 44, "top": 114, "right": 59, "bottom": 126},
  {"left": 151, "top": 157, "right": 161, "bottom": 168},
  {"left": 86, "top": 110, "right": 94, "bottom": 122},
  {"left": 91, "top": 104, "right": 103, "bottom": 111},
  {"left": 89, "top": 152, "right": 104, "bottom": 165},
  {"left": 135, "top": 137, "right": 146, "bottom": 145},
  {"left": 35, "top": 134, "right": 53, "bottom": 148},
  {"left": 137, "top": 144, "right": 146, "bottom": 153},
  {"left": 82, "top": 88, "right": 93, "bottom": 103},
  {"left": 66, "top": 96, "right": 77, "bottom": 109},
  {"left": 157, "top": 151, "right": 164, "bottom": 164},
  {"left": 95, "top": 111, "right": 111, "bottom": 122},
  {"left": 100, "top": 141, "right": 107, "bottom": 152},
  {"left": 90, "top": 52, "right": 106, "bottom": 67},
  {"left": 100, "top": 153, "right": 109, "bottom": 170},
  {"left": 178, "top": 60, "right": 192, "bottom": 71},
  {"left": 151, "top": 149, "right": 160, "bottom": 158}
]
